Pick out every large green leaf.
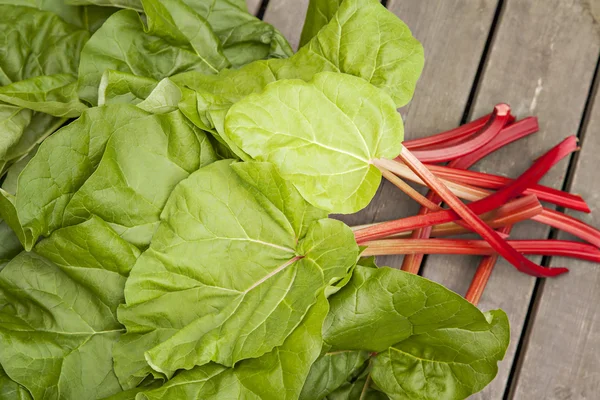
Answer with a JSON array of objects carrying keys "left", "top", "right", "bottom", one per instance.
[
  {"left": 77, "top": 6, "right": 228, "bottom": 105},
  {"left": 69, "top": 0, "right": 292, "bottom": 67},
  {"left": 0, "top": 105, "right": 31, "bottom": 172},
  {"left": 322, "top": 265, "right": 510, "bottom": 400},
  {"left": 0, "top": 5, "right": 89, "bottom": 85},
  {"left": 299, "top": 350, "right": 370, "bottom": 400},
  {"left": 0, "top": 0, "right": 118, "bottom": 31},
  {"left": 0, "top": 74, "right": 87, "bottom": 117},
  {"left": 0, "top": 5, "right": 89, "bottom": 174},
  {"left": 0, "top": 220, "right": 21, "bottom": 268},
  {"left": 225, "top": 72, "right": 404, "bottom": 214},
  {"left": 114, "top": 161, "right": 357, "bottom": 387},
  {"left": 0, "top": 217, "right": 140, "bottom": 400},
  {"left": 175, "top": 0, "right": 421, "bottom": 158},
  {"left": 134, "top": 295, "right": 329, "bottom": 400},
  {"left": 0, "top": 365, "right": 32, "bottom": 400},
  {"left": 299, "top": 0, "right": 343, "bottom": 48},
  {"left": 0, "top": 105, "right": 216, "bottom": 250}
]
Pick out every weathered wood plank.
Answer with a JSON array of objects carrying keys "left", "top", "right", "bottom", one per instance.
[
  {"left": 246, "top": 0, "right": 261, "bottom": 15},
  {"left": 510, "top": 73, "right": 600, "bottom": 399},
  {"left": 262, "top": 0, "right": 309, "bottom": 50},
  {"left": 419, "top": 1, "right": 600, "bottom": 398},
  {"left": 338, "top": 0, "right": 499, "bottom": 267}
]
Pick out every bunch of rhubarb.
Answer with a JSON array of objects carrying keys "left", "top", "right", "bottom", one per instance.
[{"left": 356, "top": 104, "right": 599, "bottom": 305}]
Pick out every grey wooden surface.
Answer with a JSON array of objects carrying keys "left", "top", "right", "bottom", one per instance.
[
  {"left": 251, "top": 0, "right": 600, "bottom": 398},
  {"left": 510, "top": 71, "right": 600, "bottom": 399}
]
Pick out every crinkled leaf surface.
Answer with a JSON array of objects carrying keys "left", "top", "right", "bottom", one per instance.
[
  {"left": 225, "top": 72, "right": 403, "bottom": 213},
  {"left": 98, "top": 70, "right": 159, "bottom": 106},
  {"left": 0, "top": 74, "right": 87, "bottom": 117},
  {"left": 322, "top": 265, "right": 510, "bottom": 400},
  {"left": 0, "top": 5, "right": 88, "bottom": 85},
  {"left": 0, "top": 217, "right": 140, "bottom": 400},
  {"left": 0, "top": 0, "right": 118, "bottom": 31},
  {"left": 0, "top": 220, "right": 21, "bottom": 268},
  {"left": 0, "top": 5, "right": 88, "bottom": 172},
  {"left": 77, "top": 5, "right": 228, "bottom": 105},
  {"left": 0, "top": 366, "right": 32, "bottom": 400},
  {"left": 299, "top": 0, "right": 343, "bottom": 48},
  {"left": 114, "top": 160, "right": 357, "bottom": 387},
  {"left": 0, "top": 105, "right": 216, "bottom": 250},
  {"left": 299, "top": 350, "right": 370, "bottom": 400},
  {"left": 134, "top": 295, "right": 329, "bottom": 400}
]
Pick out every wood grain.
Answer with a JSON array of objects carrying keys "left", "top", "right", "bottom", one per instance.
[
  {"left": 337, "top": 0, "right": 499, "bottom": 267},
  {"left": 246, "top": 0, "right": 261, "bottom": 15},
  {"left": 262, "top": 0, "right": 310, "bottom": 50},
  {"left": 419, "top": 0, "right": 600, "bottom": 398},
  {"left": 509, "top": 71, "right": 600, "bottom": 399}
]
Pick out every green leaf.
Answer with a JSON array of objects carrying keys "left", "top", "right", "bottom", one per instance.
[
  {"left": 67, "top": 0, "right": 143, "bottom": 11},
  {"left": 114, "top": 160, "right": 357, "bottom": 387},
  {"left": 0, "top": 365, "right": 32, "bottom": 400},
  {"left": 77, "top": 7, "right": 228, "bottom": 105},
  {"left": 1, "top": 105, "right": 216, "bottom": 249},
  {"left": 225, "top": 72, "right": 404, "bottom": 213},
  {"left": 0, "top": 105, "right": 31, "bottom": 171},
  {"left": 0, "top": 5, "right": 89, "bottom": 85},
  {"left": 323, "top": 265, "right": 510, "bottom": 400},
  {"left": 136, "top": 78, "right": 182, "bottom": 114},
  {"left": 135, "top": 295, "right": 329, "bottom": 400},
  {"left": 0, "top": 113, "right": 65, "bottom": 177},
  {"left": 299, "top": 0, "right": 343, "bottom": 48},
  {"left": 175, "top": 0, "right": 421, "bottom": 161},
  {"left": 372, "top": 309, "right": 510, "bottom": 400},
  {"left": 0, "top": 220, "right": 22, "bottom": 268},
  {"left": 0, "top": 74, "right": 87, "bottom": 117},
  {"left": 98, "top": 70, "right": 159, "bottom": 106},
  {"left": 300, "top": 350, "right": 370, "bottom": 400},
  {"left": 0, "top": 217, "right": 140, "bottom": 400},
  {"left": 0, "top": 0, "right": 118, "bottom": 32}
]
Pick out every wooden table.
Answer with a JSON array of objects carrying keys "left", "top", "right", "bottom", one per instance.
[{"left": 249, "top": 1, "right": 600, "bottom": 398}]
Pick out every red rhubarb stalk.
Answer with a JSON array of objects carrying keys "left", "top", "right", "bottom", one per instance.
[
  {"left": 403, "top": 114, "right": 491, "bottom": 150},
  {"left": 406, "top": 104, "right": 512, "bottom": 163},
  {"left": 532, "top": 208, "right": 600, "bottom": 248},
  {"left": 353, "top": 194, "right": 542, "bottom": 238},
  {"left": 401, "top": 116, "right": 540, "bottom": 274},
  {"left": 371, "top": 144, "right": 576, "bottom": 277},
  {"left": 426, "top": 164, "right": 590, "bottom": 212},
  {"left": 448, "top": 117, "right": 539, "bottom": 169},
  {"left": 465, "top": 225, "right": 512, "bottom": 305},
  {"left": 361, "top": 238, "right": 600, "bottom": 263}
]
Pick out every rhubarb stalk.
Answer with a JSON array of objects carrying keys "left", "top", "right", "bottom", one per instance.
[{"left": 375, "top": 146, "right": 570, "bottom": 277}]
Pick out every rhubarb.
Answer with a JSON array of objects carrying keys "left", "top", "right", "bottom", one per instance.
[{"left": 406, "top": 104, "right": 512, "bottom": 163}]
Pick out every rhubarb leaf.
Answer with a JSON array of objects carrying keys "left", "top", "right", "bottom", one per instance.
[
  {"left": 114, "top": 160, "right": 357, "bottom": 387},
  {"left": 371, "top": 309, "right": 509, "bottom": 400},
  {"left": 299, "top": 0, "right": 343, "bottom": 48},
  {"left": 0, "top": 5, "right": 88, "bottom": 86},
  {"left": 135, "top": 295, "right": 329, "bottom": 400},
  {"left": 0, "top": 74, "right": 87, "bottom": 117},
  {"left": 175, "top": 0, "right": 423, "bottom": 140},
  {"left": 77, "top": 6, "right": 228, "bottom": 105},
  {"left": 0, "top": 366, "right": 31, "bottom": 400},
  {"left": 0, "top": 105, "right": 216, "bottom": 249},
  {"left": 98, "top": 70, "right": 159, "bottom": 106},
  {"left": 299, "top": 350, "right": 370, "bottom": 400},
  {"left": 0, "top": 220, "right": 21, "bottom": 269},
  {"left": 225, "top": 72, "right": 404, "bottom": 213},
  {"left": 0, "top": 217, "right": 140, "bottom": 400},
  {"left": 323, "top": 265, "right": 510, "bottom": 399}
]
